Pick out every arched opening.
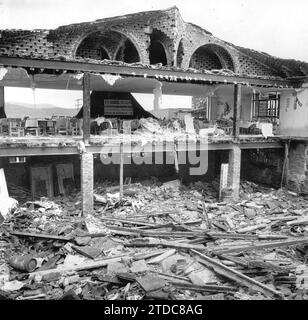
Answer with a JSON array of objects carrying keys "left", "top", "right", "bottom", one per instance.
[
  {"left": 189, "top": 44, "right": 234, "bottom": 71},
  {"left": 148, "top": 30, "right": 168, "bottom": 66},
  {"left": 75, "top": 31, "right": 140, "bottom": 63},
  {"left": 115, "top": 39, "right": 140, "bottom": 63},
  {"left": 176, "top": 40, "right": 184, "bottom": 67},
  {"left": 100, "top": 47, "right": 110, "bottom": 60}
]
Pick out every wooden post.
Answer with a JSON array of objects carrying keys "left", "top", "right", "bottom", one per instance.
[
  {"left": 233, "top": 84, "right": 241, "bottom": 138},
  {"left": 0, "top": 86, "right": 6, "bottom": 118},
  {"left": 119, "top": 142, "right": 124, "bottom": 201},
  {"left": 82, "top": 72, "right": 91, "bottom": 140}
]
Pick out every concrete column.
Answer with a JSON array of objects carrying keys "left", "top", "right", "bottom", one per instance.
[
  {"left": 0, "top": 86, "right": 6, "bottom": 118},
  {"left": 82, "top": 72, "right": 91, "bottom": 140},
  {"left": 233, "top": 84, "right": 241, "bottom": 138},
  {"left": 228, "top": 145, "right": 241, "bottom": 199},
  {"left": 153, "top": 82, "right": 162, "bottom": 112},
  {"left": 81, "top": 152, "right": 93, "bottom": 216}
]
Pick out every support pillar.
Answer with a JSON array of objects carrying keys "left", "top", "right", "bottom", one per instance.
[
  {"left": 153, "top": 82, "right": 162, "bottom": 112},
  {"left": 82, "top": 72, "right": 91, "bottom": 140},
  {"left": 228, "top": 145, "right": 241, "bottom": 200},
  {"left": 81, "top": 152, "right": 93, "bottom": 216},
  {"left": 233, "top": 84, "right": 241, "bottom": 138},
  {"left": 0, "top": 86, "right": 6, "bottom": 118}
]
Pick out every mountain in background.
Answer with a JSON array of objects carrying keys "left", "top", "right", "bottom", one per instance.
[{"left": 4, "top": 102, "right": 78, "bottom": 118}]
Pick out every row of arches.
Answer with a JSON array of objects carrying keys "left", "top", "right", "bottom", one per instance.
[{"left": 75, "top": 30, "right": 235, "bottom": 71}]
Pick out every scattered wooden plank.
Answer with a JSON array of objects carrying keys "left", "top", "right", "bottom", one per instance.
[
  {"left": 100, "top": 216, "right": 156, "bottom": 227},
  {"left": 191, "top": 249, "right": 284, "bottom": 299},
  {"left": 29, "top": 250, "right": 165, "bottom": 278},
  {"left": 287, "top": 217, "right": 308, "bottom": 226},
  {"left": 126, "top": 239, "right": 206, "bottom": 251},
  {"left": 211, "top": 237, "right": 308, "bottom": 255},
  {"left": 28, "top": 254, "right": 131, "bottom": 278},
  {"left": 10, "top": 231, "right": 72, "bottom": 242},
  {"left": 202, "top": 202, "right": 212, "bottom": 229},
  {"left": 236, "top": 224, "right": 267, "bottom": 233},
  {"left": 170, "top": 282, "right": 237, "bottom": 293},
  {"left": 147, "top": 249, "right": 176, "bottom": 264}
]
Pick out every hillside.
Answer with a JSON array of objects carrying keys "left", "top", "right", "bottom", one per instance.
[{"left": 4, "top": 102, "right": 78, "bottom": 118}]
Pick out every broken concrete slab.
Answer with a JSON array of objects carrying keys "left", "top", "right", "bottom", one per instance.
[
  {"left": 107, "top": 262, "right": 128, "bottom": 275},
  {"left": 137, "top": 275, "right": 166, "bottom": 293},
  {"left": 130, "top": 260, "right": 148, "bottom": 273}
]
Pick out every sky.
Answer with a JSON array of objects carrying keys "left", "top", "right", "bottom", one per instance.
[{"left": 1, "top": 0, "right": 308, "bottom": 110}]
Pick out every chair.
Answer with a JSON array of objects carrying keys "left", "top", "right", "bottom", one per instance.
[
  {"left": 69, "top": 118, "right": 79, "bottom": 136},
  {"left": 46, "top": 120, "right": 56, "bottom": 135},
  {"left": 55, "top": 118, "right": 69, "bottom": 135},
  {"left": 8, "top": 118, "right": 24, "bottom": 137},
  {"left": 25, "top": 119, "right": 39, "bottom": 136},
  {"left": 0, "top": 118, "right": 9, "bottom": 135}
]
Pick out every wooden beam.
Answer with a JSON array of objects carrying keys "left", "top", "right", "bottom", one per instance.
[
  {"left": 233, "top": 84, "right": 241, "bottom": 138},
  {"left": 191, "top": 249, "right": 284, "bottom": 299},
  {"left": 0, "top": 140, "right": 284, "bottom": 158},
  {"left": 82, "top": 72, "right": 91, "bottom": 140},
  {"left": 0, "top": 86, "right": 5, "bottom": 118},
  {"left": 0, "top": 56, "right": 292, "bottom": 88}
]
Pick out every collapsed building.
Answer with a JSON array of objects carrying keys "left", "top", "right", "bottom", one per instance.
[{"left": 0, "top": 6, "right": 307, "bottom": 216}]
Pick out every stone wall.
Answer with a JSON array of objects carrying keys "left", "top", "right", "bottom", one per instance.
[
  {"left": 241, "top": 148, "right": 284, "bottom": 187},
  {"left": 287, "top": 141, "right": 308, "bottom": 194}
]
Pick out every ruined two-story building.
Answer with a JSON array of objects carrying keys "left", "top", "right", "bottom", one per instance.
[{"left": 0, "top": 7, "right": 307, "bottom": 214}]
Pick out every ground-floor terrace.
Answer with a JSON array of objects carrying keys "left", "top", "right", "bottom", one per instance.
[{"left": 1, "top": 58, "right": 308, "bottom": 300}]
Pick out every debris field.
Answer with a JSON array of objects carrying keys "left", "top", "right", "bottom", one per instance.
[{"left": 1, "top": 178, "right": 308, "bottom": 300}]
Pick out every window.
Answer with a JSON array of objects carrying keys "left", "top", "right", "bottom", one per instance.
[
  {"left": 252, "top": 92, "right": 280, "bottom": 121},
  {"left": 191, "top": 96, "right": 211, "bottom": 120}
]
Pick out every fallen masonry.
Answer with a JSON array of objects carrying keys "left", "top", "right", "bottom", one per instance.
[{"left": 0, "top": 178, "right": 308, "bottom": 300}]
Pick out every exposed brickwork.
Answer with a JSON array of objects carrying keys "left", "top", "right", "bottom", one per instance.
[
  {"left": 287, "top": 142, "right": 308, "bottom": 194},
  {"left": 228, "top": 145, "right": 241, "bottom": 199},
  {"left": 241, "top": 149, "right": 284, "bottom": 187},
  {"left": 0, "top": 6, "right": 307, "bottom": 78},
  {"left": 81, "top": 152, "right": 94, "bottom": 215}
]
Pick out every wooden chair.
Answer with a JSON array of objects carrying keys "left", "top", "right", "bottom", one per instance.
[
  {"left": 46, "top": 120, "right": 56, "bottom": 135},
  {"left": 55, "top": 118, "right": 69, "bottom": 135},
  {"left": 8, "top": 118, "right": 24, "bottom": 137},
  {"left": 69, "top": 118, "right": 79, "bottom": 136},
  {"left": 0, "top": 118, "right": 9, "bottom": 135},
  {"left": 25, "top": 119, "right": 39, "bottom": 136}
]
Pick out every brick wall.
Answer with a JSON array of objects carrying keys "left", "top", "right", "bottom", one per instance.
[
  {"left": 287, "top": 142, "right": 308, "bottom": 194},
  {"left": 241, "top": 149, "right": 284, "bottom": 187}
]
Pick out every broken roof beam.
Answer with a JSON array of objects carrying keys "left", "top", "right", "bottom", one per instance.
[
  {"left": 191, "top": 249, "right": 284, "bottom": 299},
  {"left": 0, "top": 56, "right": 293, "bottom": 88}
]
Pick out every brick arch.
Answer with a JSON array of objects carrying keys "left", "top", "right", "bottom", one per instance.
[
  {"left": 72, "top": 28, "right": 145, "bottom": 63},
  {"left": 182, "top": 41, "right": 238, "bottom": 72},
  {"left": 148, "top": 28, "right": 174, "bottom": 66},
  {"left": 188, "top": 43, "right": 235, "bottom": 71}
]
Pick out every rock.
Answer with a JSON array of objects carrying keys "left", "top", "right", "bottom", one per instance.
[
  {"left": 244, "top": 208, "right": 256, "bottom": 219},
  {"left": 63, "top": 254, "right": 87, "bottom": 268},
  {"left": 1, "top": 280, "right": 24, "bottom": 292},
  {"left": 107, "top": 262, "right": 128, "bottom": 275},
  {"left": 137, "top": 275, "right": 166, "bottom": 293},
  {"left": 130, "top": 260, "right": 148, "bottom": 273},
  {"left": 75, "top": 236, "right": 92, "bottom": 246},
  {"left": 0, "top": 196, "right": 18, "bottom": 221}
]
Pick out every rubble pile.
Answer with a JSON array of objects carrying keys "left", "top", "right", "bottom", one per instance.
[{"left": 0, "top": 179, "right": 308, "bottom": 300}]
